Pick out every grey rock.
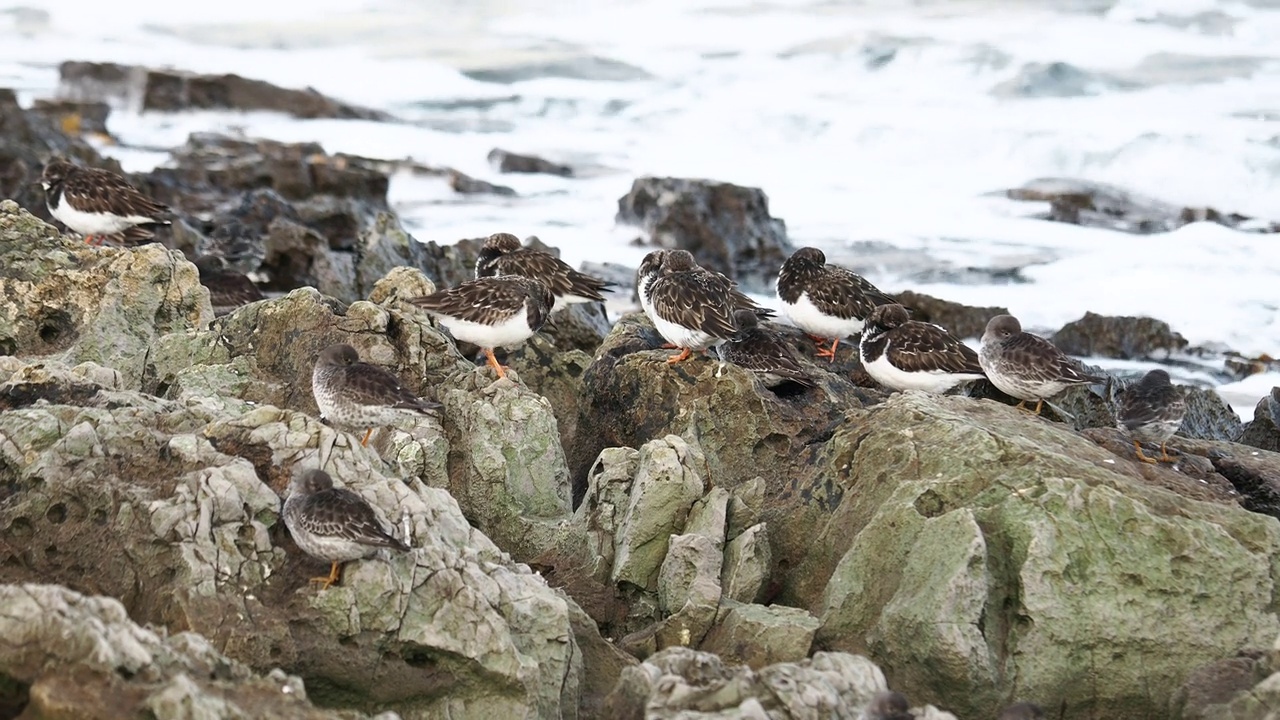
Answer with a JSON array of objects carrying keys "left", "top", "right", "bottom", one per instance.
[
  {"left": 1239, "top": 388, "right": 1280, "bottom": 453},
  {"left": 702, "top": 601, "right": 819, "bottom": 669},
  {"left": 721, "top": 523, "right": 771, "bottom": 604},
  {"left": 612, "top": 436, "right": 707, "bottom": 591},
  {"left": 1052, "top": 311, "right": 1189, "bottom": 360}
]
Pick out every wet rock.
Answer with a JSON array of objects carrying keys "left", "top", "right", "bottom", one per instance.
[
  {"left": 616, "top": 177, "right": 794, "bottom": 293},
  {"left": 1239, "top": 388, "right": 1280, "bottom": 453},
  {"left": 0, "top": 356, "right": 594, "bottom": 718},
  {"left": 59, "top": 61, "right": 392, "bottom": 120},
  {"left": 0, "top": 201, "right": 212, "bottom": 389},
  {"left": 28, "top": 98, "right": 111, "bottom": 137},
  {"left": 0, "top": 89, "right": 113, "bottom": 225},
  {"left": 0, "top": 583, "right": 361, "bottom": 719},
  {"left": 1171, "top": 436, "right": 1280, "bottom": 520},
  {"left": 601, "top": 647, "right": 923, "bottom": 720},
  {"left": 892, "top": 290, "right": 1005, "bottom": 340},
  {"left": 992, "top": 61, "right": 1134, "bottom": 98},
  {"left": 1171, "top": 652, "right": 1265, "bottom": 720},
  {"left": 488, "top": 148, "right": 574, "bottom": 177},
  {"left": 813, "top": 392, "right": 1280, "bottom": 719},
  {"left": 1052, "top": 311, "right": 1189, "bottom": 359},
  {"left": 448, "top": 169, "right": 517, "bottom": 196},
  {"left": 1005, "top": 177, "right": 1279, "bottom": 234}
]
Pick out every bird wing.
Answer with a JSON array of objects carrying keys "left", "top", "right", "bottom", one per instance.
[
  {"left": 803, "top": 266, "right": 892, "bottom": 320},
  {"left": 723, "top": 328, "right": 813, "bottom": 385},
  {"left": 1117, "top": 385, "right": 1185, "bottom": 430},
  {"left": 496, "top": 251, "right": 614, "bottom": 301},
  {"left": 1003, "top": 332, "right": 1101, "bottom": 385},
  {"left": 342, "top": 363, "right": 441, "bottom": 414},
  {"left": 298, "top": 488, "right": 409, "bottom": 550},
  {"left": 64, "top": 167, "right": 170, "bottom": 219},
  {"left": 886, "top": 322, "right": 985, "bottom": 375},
  {"left": 410, "top": 277, "right": 528, "bottom": 325},
  {"left": 650, "top": 271, "right": 739, "bottom": 339}
]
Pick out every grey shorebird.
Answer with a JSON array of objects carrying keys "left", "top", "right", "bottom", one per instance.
[
  {"left": 979, "top": 314, "right": 1103, "bottom": 414},
  {"left": 312, "top": 343, "right": 441, "bottom": 447}
]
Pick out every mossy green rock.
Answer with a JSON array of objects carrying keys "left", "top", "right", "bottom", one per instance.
[
  {"left": 813, "top": 392, "right": 1280, "bottom": 719},
  {"left": 0, "top": 201, "right": 212, "bottom": 389}
]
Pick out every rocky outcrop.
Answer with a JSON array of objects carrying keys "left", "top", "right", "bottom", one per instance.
[
  {"left": 0, "top": 201, "right": 212, "bottom": 389},
  {"left": 488, "top": 148, "right": 574, "bottom": 177},
  {"left": 892, "top": 290, "right": 1005, "bottom": 340},
  {"left": 1052, "top": 311, "right": 1189, "bottom": 359},
  {"left": 58, "top": 60, "right": 392, "bottom": 120},
  {"left": 1239, "top": 387, "right": 1280, "bottom": 453},
  {"left": 1005, "top": 177, "right": 1279, "bottom": 234},
  {"left": 616, "top": 177, "right": 794, "bottom": 293},
  {"left": 0, "top": 583, "right": 366, "bottom": 719},
  {"left": 601, "top": 647, "right": 957, "bottom": 720}
]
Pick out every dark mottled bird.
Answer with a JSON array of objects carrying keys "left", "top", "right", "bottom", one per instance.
[
  {"left": 647, "top": 250, "right": 740, "bottom": 364},
  {"left": 41, "top": 157, "right": 170, "bottom": 245},
  {"left": 282, "top": 469, "right": 410, "bottom": 590},
  {"left": 999, "top": 701, "right": 1045, "bottom": 720},
  {"left": 777, "top": 246, "right": 896, "bottom": 362},
  {"left": 475, "top": 232, "right": 615, "bottom": 305},
  {"left": 717, "top": 309, "right": 813, "bottom": 387},
  {"left": 1116, "top": 369, "right": 1186, "bottom": 464},
  {"left": 312, "top": 344, "right": 442, "bottom": 447},
  {"left": 864, "top": 690, "right": 913, "bottom": 720},
  {"left": 194, "top": 255, "right": 265, "bottom": 316},
  {"left": 980, "top": 314, "right": 1103, "bottom": 414},
  {"left": 859, "top": 303, "right": 985, "bottom": 393},
  {"left": 410, "top": 275, "right": 554, "bottom": 380}
]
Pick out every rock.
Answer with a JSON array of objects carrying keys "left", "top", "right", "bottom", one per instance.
[
  {"left": 721, "top": 523, "right": 771, "bottom": 604},
  {"left": 0, "top": 356, "right": 597, "bottom": 718},
  {"left": 540, "top": 301, "right": 613, "bottom": 354},
  {"left": 992, "top": 61, "right": 1134, "bottom": 98},
  {"left": 616, "top": 177, "right": 794, "bottom": 293},
  {"left": 1168, "top": 436, "right": 1280, "bottom": 520},
  {"left": 0, "top": 202, "right": 212, "bottom": 389},
  {"left": 501, "top": 336, "right": 592, "bottom": 456},
  {"left": 613, "top": 436, "right": 708, "bottom": 591},
  {"left": 448, "top": 169, "right": 517, "bottom": 196},
  {"left": 1051, "top": 311, "right": 1189, "bottom": 359},
  {"left": 1180, "top": 384, "right": 1246, "bottom": 441},
  {"left": 600, "top": 647, "right": 913, "bottom": 719},
  {"left": 812, "top": 392, "right": 1280, "bottom": 719},
  {"left": 461, "top": 55, "right": 652, "bottom": 83},
  {"left": 198, "top": 187, "right": 301, "bottom": 274},
  {"left": 1005, "top": 177, "right": 1279, "bottom": 234},
  {"left": 702, "top": 602, "right": 819, "bottom": 669},
  {"left": 0, "top": 583, "right": 364, "bottom": 719},
  {"left": 892, "top": 290, "right": 1005, "bottom": 340},
  {"left": 0, "top": 88, "right": 114, "bottom": 226},
  {"left": 29, "top": 98, "right": 111, "bottom": 137},
  {"left": 59, "top": 61, "right": 392, "bottom": 120},
  {"left": 1239, "top": 387, "right": 1280, "bottom": 453},
  {"left": 488, "top": 148, "right": 574, "bottom": 177},
  {"left": 1171, "top": 652, "right": 1265, "bottom": 719}
]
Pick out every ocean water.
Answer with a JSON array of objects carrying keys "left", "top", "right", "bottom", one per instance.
[{"left": 2, "top": 0, "right": 1279, "bottom": 418}]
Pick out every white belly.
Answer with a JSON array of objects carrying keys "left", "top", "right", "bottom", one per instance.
[
  {"left": 652, "top": 313, "right": 721, "bottom": 351},
  {"left": 557, "top": 293, "right": 594, "bottom": 306},
  {"left": 437, "top": 307, "right": 534, "bottom": 349},
  {"left": 638, "top": 276, "right": 656, "bottom": 320},
  {"left": 51, "top": 200, "right": 153, "bottom": 236},
  {"left": 862, "top": 348, "right": 983, "bottom": 394},
  {"left": 781, "top": 292, "right": 864, "bottom": 339}
]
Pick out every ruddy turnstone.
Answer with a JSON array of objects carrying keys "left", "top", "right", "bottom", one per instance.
[
  {"left": 864, "top": 691, "right": 913, "bottom": 720},
  {"left": 859, "top": 303, "right": 985, "bottom": 393},
  {"left": 410, "top": 275, "right": 554, "bottom": 380},
  {"left": 999, "top": 702, "right": 1045, "bottom": 720},
  {"left": 312, "top": 344, "right": 442, "bottom": 447},
  {"left": 980, "top": 314, "right": 1103, "bottom": 415},
  {"left": 41, "top": 157, "right": 170, "bottom": 246},
  {"left": 475, "top": 232, "right": 615, "bottom": 305},
  {"left": 647, "top": 249, "right": 740, "bottom": 364},
  {"left": 638, "top": 249, "right": 773, "bottom": 329},
  {"left": 777, "top": 246, "right": 896, "bottom": 362},
  {"left": 717, "top": 309, "right": 813, "bottom": 387},
  {"left": 1116, "top": 368, "right": 1186, "bottom": 464},
  {"left": 282, "top": 468, "right": 410, "bottom": 590},
  {"left": 194, "top": 255, "right": 265, "bottom": 316}
]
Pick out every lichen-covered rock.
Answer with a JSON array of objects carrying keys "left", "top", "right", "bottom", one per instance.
[
  {"left": 600, "top": 647, "right": 935, "bottom": 720},
  {"left": 0, "top": 360, "right": 598, "bottom": 718},
  {"left": 1052, "top": 311, "right": 1190, "bottom": 359},
  {"left": 701, "top": 601, "right": 819, "bottom": 669},
  {"left": 721, "top": 523, "right": 771, "bottom": 604},
  {"left": 0, "top": 583, "right": 366, "bottom": 720},
  {"left": 0, "top": 201, "right": 212, "bottom": 388},
  {"left": 811, "top": 392, "right": 1280, "bottom": 719},
  {"left": 613, "top": 436, "right": 707, "bottom": 591},
  {"left": 615, "top": 177, "right": 794, "bottom": 293}
]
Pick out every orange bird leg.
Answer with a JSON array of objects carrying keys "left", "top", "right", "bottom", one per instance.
[
  {"left": 1033, "top": 399, "right": 1044, "bottom": 415},
  {"left": 310, "top": 561, "right": 341, "bottom": 590},
  {"left": 806, "top": 334, "right": 827, "bottom": 345},
  {"left": 666, "top": 347, "right": 693, "bottom": 364},
  {"left": 815, "top": 338, "right": 840, "bottom": 362},
  {"left": 1158, "top": 443, "right": 1176, "bottom": 463},
  {"left": 660, "top": 343, "right": 677, "bottom": 349},
  {"left": 1133, "top": 440, "right": 1159, "bottom": 465},
  {"left": 484, "top": 347, "right": 508, "bottom": 379},
  {"left": 360, "top": 428, "right": 374, "bottom": 447}
]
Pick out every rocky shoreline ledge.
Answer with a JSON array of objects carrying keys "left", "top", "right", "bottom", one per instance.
[{"left": 2, "top": 65, "right": 1280, "bottom": 720}]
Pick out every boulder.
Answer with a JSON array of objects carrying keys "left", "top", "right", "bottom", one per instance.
[
  {"left": 1052, "top": 311, "right": 1189, "bottom": 359},
  {"left": 488, "top": 148, "right": 574, "bottom": 177},
  {"left": 448, "top": 169, "right": 516, "bottom": 197},
  {"left": 892, "top": 290, "right": 1006, "bottom": 340},
  {"left": 1239, "top": 387, "right": 1280, "bottom": 453},
  {"left": 0, "top": 583, "right": 368, "bottom": 719},
  {"left": 58, "top": 61, "right": 392, "bottom": 120},
  {"left": 1171, "top": 652, "right": 1266, "bottom": 719},
  {"left": 0, "top": 201, "right": 212, "bottom": 389},
  {"left": 29, "top": 98, "right": 111, "bottom": 137},
  {"left": 616, "top": 177, "right": 793, "bottom": 293}
]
